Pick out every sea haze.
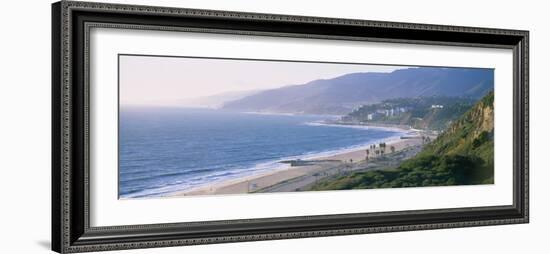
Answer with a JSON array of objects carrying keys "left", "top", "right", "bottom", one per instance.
[{"left": 119, "top": 108, "right": 403, "bottom": 198}]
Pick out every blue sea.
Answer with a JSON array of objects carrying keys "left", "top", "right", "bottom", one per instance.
[{"left": 119, "top": 108, "right": 404, "bottom": 198}]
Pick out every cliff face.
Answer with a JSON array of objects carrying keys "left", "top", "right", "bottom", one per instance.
[
  {"left": 422, "top": 91, "right": 494, "bottom": 161},
  {"left": 222, "top": 67, "right": 494, "bottom": 115}
]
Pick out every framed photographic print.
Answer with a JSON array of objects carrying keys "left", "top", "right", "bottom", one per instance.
[{"left": 51, "top": 1, "right": 529, "bottom": 253}]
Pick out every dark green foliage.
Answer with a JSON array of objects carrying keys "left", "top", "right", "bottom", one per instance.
[
  {"left": 481, "top": 92, "right": 494, "bottom": 109},
  {"left": 311, "top": 154, "right": 491, "bottom": 191},
  {"left": 472, "top": 131, "right": 490, "bottom": 148}
]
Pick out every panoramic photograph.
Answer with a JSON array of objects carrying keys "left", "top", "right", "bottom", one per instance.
[{"left": 118, "top": 55, "right": 495, "bottom": 199}]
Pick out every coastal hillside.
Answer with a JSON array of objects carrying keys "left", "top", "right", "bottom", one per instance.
[
  {"left": 342, "top": 97, "right": 475, "bottom": 131},
  {"left": 418, "top": 91, "right": 494, "bottom": 163},
  {"left": 222, "top": 67, "right": 494, "bottom": 115},
  {"left": 311, "top": 92, "right": 494, "bottom": 190}
]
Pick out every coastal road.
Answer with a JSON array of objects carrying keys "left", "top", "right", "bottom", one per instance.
[{"left": 256, "top": 144, "right": 422, "bottom": 193}]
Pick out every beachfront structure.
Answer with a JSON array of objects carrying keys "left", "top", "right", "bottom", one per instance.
[
  {"left": 362, "top": 107, "right": 409, "bottom": 121},
  {"left": 344, "top": 105, "right": 410, "bottom": 123}
]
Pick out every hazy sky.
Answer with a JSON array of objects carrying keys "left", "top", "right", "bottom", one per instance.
[{"left": 119, "top": 55, "right": 408, "bottom": 106}]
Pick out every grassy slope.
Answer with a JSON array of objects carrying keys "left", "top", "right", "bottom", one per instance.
[{"left": 311, "top": 92, "right": 494, "bottom": 191}]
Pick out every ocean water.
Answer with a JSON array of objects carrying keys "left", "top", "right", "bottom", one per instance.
[{"left": 119, "top": 108, "right": 403, "bottom": 198}]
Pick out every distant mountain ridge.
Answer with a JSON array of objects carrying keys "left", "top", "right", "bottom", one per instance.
[{"left": 222, "top": 67, "right": 494, "bottom": 115}]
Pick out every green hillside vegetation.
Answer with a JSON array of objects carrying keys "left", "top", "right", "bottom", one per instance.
[
  {"left": 344, "top": 97, "right": 475, "bottom": 131},
  {"left": 311, "top": 92, "right": 494, "bottom": 191}
]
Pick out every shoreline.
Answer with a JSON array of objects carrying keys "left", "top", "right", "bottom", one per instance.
[
  {"left": 305, "top": 121, "right": 414, "bottom": 136},
  {"left": 167, "top": 126, "right": 425, "bottom": 197},
  {"left": 319, "top": 120, "right": 441, "bottom": 136}
]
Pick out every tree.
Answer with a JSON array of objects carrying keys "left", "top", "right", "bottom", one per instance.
[{"left": 390, "top": 145, "right": 395, "bottom": 153}]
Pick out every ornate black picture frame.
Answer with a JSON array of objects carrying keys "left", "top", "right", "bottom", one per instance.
[{"left": 52, "top": 1, "right": 529, "bottom": 253}]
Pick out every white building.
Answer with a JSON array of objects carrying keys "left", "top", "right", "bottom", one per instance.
[{"left": 367, "top": 113, "right": 373, "bottom": 120}]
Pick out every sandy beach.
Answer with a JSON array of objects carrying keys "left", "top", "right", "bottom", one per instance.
[{"left": 169, "top": 130, "right": 429, "bottom": 197}]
